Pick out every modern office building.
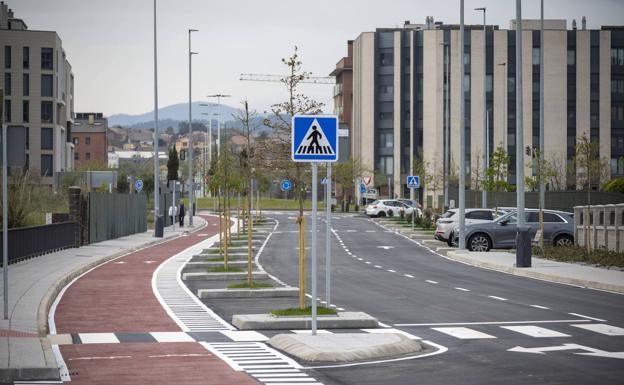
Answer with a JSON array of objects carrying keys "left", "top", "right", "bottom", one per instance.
[
  {"left": 330, "top": 41, "right": 354, "bottom": 162},
  {"left": 345, "top": 17, "right": 624, "bottom": 208},
  {"left": 0, "top": 1, "right": 74, "bottom": 184},
  {"left": 72, "top": 112, "right": 108, "bottom": 167}
]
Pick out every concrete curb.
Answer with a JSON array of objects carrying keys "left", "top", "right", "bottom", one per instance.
[
  {"left": 446, "top": 250, "right": 624, "bottom": 294},
  {"left": 182, "top": 271, "right": 268, "bottom": 281},
  {"left": 232, "top": 312, "right": 379, "bottom": 330},
  {"left": 29, "top": 216, "right": 208, "bottom": 381},
  {"left": 198, "top": 287, "right": 299, "bottom": 299}
]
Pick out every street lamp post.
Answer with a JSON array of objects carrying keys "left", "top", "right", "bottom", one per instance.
[
  {"left": 188, "top": 28, "right": 198, "bottom": 226},
  {"left": 207, "top": 94, "right": 231, "bottom": 157},
  {"left": 153, "top": 0, "right": 163, "bottom": 238},
  {"left": 458, "top": 0, "right": 466, "bottom": 250},
  {"left": 539, "top": 0, "right": 545, "bottom": 231},
  {"left": 441, "top": 42, "right": 450, "bottom": 211},
  {"left": 475, "top": 6, "right": 487, "bottom": 208},
  {"left": 498, "top": 62, "right": 507, "bottom": 149}
]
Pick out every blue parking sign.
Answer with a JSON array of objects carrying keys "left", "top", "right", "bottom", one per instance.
[
  {"left": 291, "top": 115, "right": 338, "bottom": 162},
  {"left": 135, "top": 179, "right": 144, "bottom": 192},
  {"left": 280, "top": 180, "right": 292, "bottom": 191}
]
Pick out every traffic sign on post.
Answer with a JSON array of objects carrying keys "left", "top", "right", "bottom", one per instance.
[
  {"left": 360, "top": 183, "right": 366, "bottom": 194},
  {"left": 407, "top": 175, "right": 420, "bottom": 189},
  {"left": 321, "top": 177, "right": 328, "bottom": 185},
  {"left": 280, "top": 179, "right": 292, "bottom": 192},
  {"left": 292, "top": 116, "right": 338, "bottom": 162},
  {"left": 135, "top": 179, "right": 144, "bottom": 192}
]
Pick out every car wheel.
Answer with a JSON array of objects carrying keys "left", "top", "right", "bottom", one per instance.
[
  {"left": 387, "top": 210, "right": 394, "bottom": 217},
  {"left": 378, "top": 211, "right": 386, "bottom": 218},
  {"left": 554, "top": 234, "right": 573, "bottom": 247},
  {"left": 468, "top": 233, "right": 491, "bottom": 252}
]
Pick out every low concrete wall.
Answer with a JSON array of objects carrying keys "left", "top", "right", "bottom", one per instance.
[{"left": 574, "top": 203, "right": 624, "bottom": 252}]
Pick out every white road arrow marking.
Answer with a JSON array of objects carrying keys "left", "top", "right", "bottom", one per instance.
[
  {"left": 144, "top": 260, "right": 157, "bottom": 264},
  {"left": 508, "top": 343, "right": 624, "bottom": 359},
  {"left": 376, "top": 246, "right": 394, "bottom": 250}
]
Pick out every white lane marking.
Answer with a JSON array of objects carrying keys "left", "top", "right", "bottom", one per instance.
[
  {"left": 387, "top": 269, "right": 396, "bottom": 273},
  {"left": 253, "top": 373, "right": 309, "bottom": 378},
  {"left": 144, "top": 260, "right": 157, "bottom": 264},
  {"left": 426, "top": 280, "right": 438, "bottom": 284},
  {"left": 500, "top": 325, "right": 571, "bottom": 338},
  {"left": 395, "top": 319, "right": 591, "bottom": 327},
  {"left": 376, "top": 246, "right": 394, "bottom": 250},
  {"left": 365, "top": 261, "right": 371, "bottom": 265},
  {"left": 78, "top": 333, "right": 120, "bottom": 344},
  {"left": 247, "top": 369, "right": 301, "bottom": 373},
  {"left": 291, "top": 330, "right": 333, "bottom": 334},
  {"left": 530, "top": 305, "right": 550, "bottom": 310},
  {"left": 51, "top": 344, "right": 71, "bottom": 381},
  {"left": 362, "top": 328, "right": 421, "bottom": 340},
  {"left": 337, "top": 307, "right": 345, "bottom": 311},
  {"left": 454, "top": 287, "right": 470, "bottom": 292},
  {"left": 148, "top": 353, "right": 212, "bottom": 358},
  {"left": 114, "top": 261, "right": 127, "bottom": 264},
  {"left": 366, "top": 230, "right": 376, "bottom": 233},
  {"left": 68, "top": 355, "right": 132, "bottom": 361},
  {"left": 432, "top": 327, "right": 497, "bottom": 339},
  {"left": 571, "top": 324, "right": 624, "bottom": 336},
  {"left": 150, "top": 332, "right": 195, "bottom": 343},
  {"left": 568, "top": 313, "right": 607, "bottom": 322},
  {"left": 344, "top": 248, "right": 350, "bottom": 252},
  {"left": 221, "top": 330, "right": 269, "bottom": 342},
  {"left": 488, "top": 295, "right": 508, "bottom": 301},
  {"left": 374, "top": 265, "right": 382, "bottom": 269},
  {"left": 378, "top": 322, "right": 391, "bottom": 328},
  {"left": 404, "top": 274, "right": 414, "bottom": 278},
  {"left": 346, "top": 230, "right": 357, "bottom": 233},
  {"left": 357, "top": 258, "right": 363, "bottom": 261}
]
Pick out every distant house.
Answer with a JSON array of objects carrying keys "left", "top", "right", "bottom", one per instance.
[{"left": 72, "top": 112, "right": 108, "bottom": 167}]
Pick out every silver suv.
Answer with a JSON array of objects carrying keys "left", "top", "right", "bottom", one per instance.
[{"left": 453, "top": 209, "right": 574, "bottom": 252}]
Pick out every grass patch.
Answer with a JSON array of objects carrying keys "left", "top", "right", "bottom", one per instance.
[
  {"left": 227, "top": 281, "right": 273, "bottom": 289},
  {"left": 207, "top": 266, "right": 244, "bottom": 273},
  {"left": 271, "top": 306, "right": 337, "bottom": 317},
  {"left": 536, "top": 245, "right": 624, "bottom": 268},
  {"left": 206, "top": 256, "right": 224, "bottom": 262},
  {"left": 186, "top": 197, "right": 319, "bottom": 211}
]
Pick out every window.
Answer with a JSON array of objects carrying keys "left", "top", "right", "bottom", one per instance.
[
  {"left": 463, "top": 52, "right": 470, "bottom": 66},
  {"left": 532, "top": 47, "right": 540, "bottom": 65},
  {"left": 85, "top": 136, "right": 91, "bottom": 145},
  {"left": 73, "top": 137, "right": 79, "bottom": 145},
  {"left": 41, "top": 127, "right": 53, "bottom": 150},
  {"left": 23, "top": 73, "right": 29, "bottom": 96},
  {"left": 379, "top": 112, "right": 393, "bottom": 120},
  {"left": 41, "top": 74, "right": 53, "bottom": 97},
  {"left": 85, "top": 152, "right": 91, "bottom": 160},
  {"left": 378, "top": 156, "right": 394, "bottom": 175},
  {"left": 4, "top": 46, "right": 10, "bottom": 68},
  {"left": 379, "top": 53, "right": 393, "bottom": 66},
  {"left": 567, "top": 49, "right": 575, "bottom": 66},
  {"left": 464, "top": 74, "right": 470, "bottom": 93},
  {"left": 378, "top": 85, "right": 393, "bottom": 94},
  {"left": 543, "top": 213, "right": 564, "bottom": 223},
  {"left": 41, "top": 48, "right": 53, "bottom": 70},
  {"left": 612, "top": 48, "right": 624, "bottom": 66},
  {"left": 527, "top": 212, "right": 539, "bottom": 223},
  {"left": 612, "top": 79, "right": 624, "bottom": 95},
  {"left": 74, "top": 152, "right": 79, "bottom": 160},
  {"left": 41, "top": 101, "right": 53, "bottom": 123},
  {"left": 379, "top": 132, "right": 393, "bottom": 148},
  {"left": 466, "top": 211, "right": 493, "bottom": 220},
  {"left": 486, "top": 74, "right": 493, "bottom": 93},
  {"left": 4, "top": 72, "right": 10, "bottom": 95},
  {"left": 612, "top": 105, "right": 624, "bottom": 121},
  {"left": 41, "top": 154, "right": 53, "bottom": 177},
  {"left": 22, "top": 100, "right": 28, "bottom": 123},
  {"left": 508, "top": 77, "right": 515, "bottom": 93},
  {"left": 22, "top": 46, "right": 29, "bottom": 69},
  {"left": 4, "top": 100, "right": 10, "bottom": 123}
]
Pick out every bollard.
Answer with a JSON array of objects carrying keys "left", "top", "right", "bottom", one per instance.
[{"left": 515, "top": 226, "right": 532, "bottom": 267}]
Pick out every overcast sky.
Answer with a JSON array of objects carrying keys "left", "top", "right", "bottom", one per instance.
[{"left": 10, "top": 0, "right": 624, "bottom": 116}]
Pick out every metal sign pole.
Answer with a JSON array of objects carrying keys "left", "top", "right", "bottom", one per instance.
[
  {"left": 2, "top": 123, "right": 8, "bottom": 319},
  {"left": 325, "top": 162, "right": 332, "bottom": 309},
  {"left": 172, "top": 181, "right": 176, "bottom": 231},
  {"left": 311, "top": 163, "right": 318, "bottom": 335}
]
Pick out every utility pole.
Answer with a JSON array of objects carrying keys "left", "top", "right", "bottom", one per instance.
[
  {"left": 207, "top": 94, "right": 231, "bottom": 157},
  {"left": 476, "top": 6, "right": 487, "bottom": 208},
  {"left": 188, "top": 28, "right": 198, "bottom": 226},
  {"left": 539, "top": 0, "right": 546, "bottom": 242},
  {"left": 459, "top": 0, "right": 466, "bottom": 250},
  {"left": 153, "top": 0, "right": 163, "bottom": 238},
  {"left": 442, "top": 42, "right": 450, "bottom": 211}
]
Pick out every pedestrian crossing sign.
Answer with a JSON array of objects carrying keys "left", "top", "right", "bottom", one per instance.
[
  {"left": 292, "top": 115, "right": 338, "bottom": 162},
  {"left": 407, "top": 175, "right": 420, "bottom": 189}
]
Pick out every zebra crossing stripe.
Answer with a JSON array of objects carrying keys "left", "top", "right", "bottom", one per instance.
[
  {"left": 571, "top": 323, "right": 624, "bottom": 336},
  {"left": 432, "top": 327, "right": 497, "bottom": 339},
  {"left": 500, "top": 325, "right": 570, "bottom": 338}
]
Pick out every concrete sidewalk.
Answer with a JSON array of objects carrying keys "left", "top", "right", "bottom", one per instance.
[
  {"left": 0, "top": 216, "right": 205, "bottom": 381},
  {"left": 446, "top": 250, "right": 624, "bottom": 294}
]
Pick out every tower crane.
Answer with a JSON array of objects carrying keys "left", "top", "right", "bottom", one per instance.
[{"left": 239, "top": 73, "right": 335, "bottom": 84}]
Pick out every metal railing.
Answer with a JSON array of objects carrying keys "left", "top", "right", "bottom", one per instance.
[{"left": 0, "top": 221, "right": 77, "bottom": 265}]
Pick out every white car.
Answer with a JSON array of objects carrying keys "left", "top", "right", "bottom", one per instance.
[
  {"left": 435, "top": 208, "right": 507, "bottom": 245},
  {"left": 366, "top": 200, "right": 412, "bottom": 218}
]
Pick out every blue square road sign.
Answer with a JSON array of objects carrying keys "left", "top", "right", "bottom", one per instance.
[
  {"left": 407, "top": 175, "right": 420, "bottom": 189},
  {"left": 292, "top": 115, "right": 338, "bottom": 162}
]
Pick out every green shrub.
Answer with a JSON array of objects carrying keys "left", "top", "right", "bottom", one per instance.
[{"left": 602, "top": 177, "right": 624, "bottom": 194}]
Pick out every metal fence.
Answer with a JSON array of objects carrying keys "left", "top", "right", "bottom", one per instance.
[
  {"left": 574, "top": 203, "right": 624, "bottom": 252},
  {"left": 0, "top": 222, "right": 77, "bottom": 265},
  {"left": 447, "top": 190, "right": 624, "bottom": 213},
  {"left": 88, "top": 192, "right": 147, "bottom": 244}
]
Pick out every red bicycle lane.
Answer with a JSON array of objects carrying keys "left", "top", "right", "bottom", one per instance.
[{"left": 52, "top": 216, "right": 259, "bottom": 385}]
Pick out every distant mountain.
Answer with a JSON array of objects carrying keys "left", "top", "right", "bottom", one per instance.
[{"left": 108, "top": 101, "right": 241, "bottom": 128}]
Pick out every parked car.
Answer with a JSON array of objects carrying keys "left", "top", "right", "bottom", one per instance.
[
  {"left": 435, "top": 208, "right": 508, "bottom": 245},
  {"left": 451, "top": 209, "right": 575, "bottom": 252},
  {"left": 365, "top": 199, "right": 413, "bottom": 217},
  {"left": 397, "top": 198, "right": 423, "bottom": 210}
]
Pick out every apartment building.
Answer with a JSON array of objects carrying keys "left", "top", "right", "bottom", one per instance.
[
  {"left": 0, "top": 1, "right": 74, "bottom": 184},
  {"left": 72, "top": 112, "right": 108, "bottom": 167},
  {"left": 346, "top": 17, "right": 624, "bottom": 208}
]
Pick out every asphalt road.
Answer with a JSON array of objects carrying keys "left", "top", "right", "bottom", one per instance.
[{"left": 259, "top": 211, "right": 624, "bottom": 385}]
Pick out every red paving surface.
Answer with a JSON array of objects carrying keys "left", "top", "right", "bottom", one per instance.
[
  {"left": 59, "top": 343, "right": 259, "bottom": 385},
  {"left": 54, "top": 216, "right": 220, "bottom": 334}
]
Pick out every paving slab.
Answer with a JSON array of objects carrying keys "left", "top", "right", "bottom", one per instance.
[
  {"left": 232, "top": 311, "right": 378, "bottom": 330},
  {"left": 198, "top": 287, "right": 299, "bottom": 299},
  {"left": 182, "top": 271, "right": 268, "bottom": 281},
  {"left": 268, "top": 332, "right": 422, "bottom": 362}
]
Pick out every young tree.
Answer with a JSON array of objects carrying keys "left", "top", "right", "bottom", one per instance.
[
  {"left": 574, "top": 134, "right": 610, "bottom": 253},
  {"left": 412, "top": 159, "right": 433, "bottom": 208},
  {"left": 262, "top": 47, "right": 324, "bottom": 309},
  {"left": 482, "top": 145, "right": 513, "bottom": 213},
  {"left": 333, "top": 157, "right": 367, "bottom": 212},
  {"left": 525, "top": 148, "right": 556, "bottom": 250}
]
